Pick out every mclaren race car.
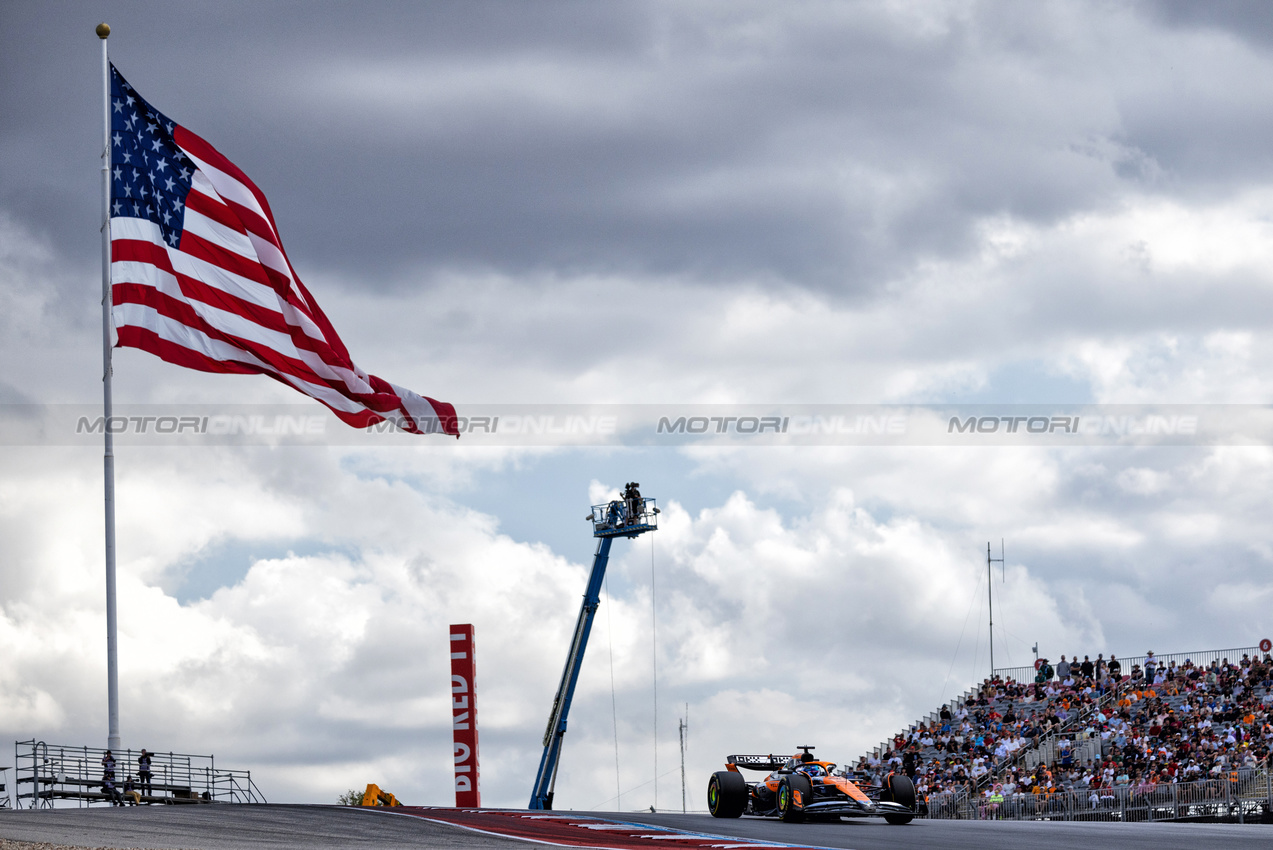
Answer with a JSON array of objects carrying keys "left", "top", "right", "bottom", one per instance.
[{"left": 707, "top": 747, "right": 916, "bottom": 825}]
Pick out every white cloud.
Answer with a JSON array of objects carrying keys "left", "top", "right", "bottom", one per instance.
[
  {"left": 7, "top": 0, "right": 1273, "bottom": 816},
  {"left": 1, "top": 442, "right": 1120, "bottom": 808}
]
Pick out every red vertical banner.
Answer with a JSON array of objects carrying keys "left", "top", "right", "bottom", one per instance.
[{"left": 449, "top": 624, "right": 481, "bottom": 807}]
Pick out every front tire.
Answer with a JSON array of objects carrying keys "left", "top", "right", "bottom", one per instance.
[
  {"left": 777, "top": 774, "right": 812, "bottom": 823},
  {"left": 707, "top": 771, "right": 747, "bottom": 818},
  {"left": 882, "top": 773, "right": 916, "bottom": 825}
]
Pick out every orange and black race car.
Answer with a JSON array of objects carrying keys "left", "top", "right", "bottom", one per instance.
[{"left": 707, "top": 746, "right": 916, "bottom": 825}]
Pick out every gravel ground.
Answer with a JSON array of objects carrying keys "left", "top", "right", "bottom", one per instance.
[
  {"left": 0, "top": 806, "right": 528, "bottom": 850},
  {"left": 1, "top": 841, "right": 162, "bottom": 850}
]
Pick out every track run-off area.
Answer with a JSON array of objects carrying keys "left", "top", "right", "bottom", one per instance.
[{"left": 1, "top": 805, "right": 1271, "bottom": 850}]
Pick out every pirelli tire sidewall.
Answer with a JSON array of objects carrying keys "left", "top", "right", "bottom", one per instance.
[
  {"left": 707, "top": 770, "right": 748, "bottom": 818},
  {"left": 777, "top": 774, "right": 812, "bottom": 823},
  {"left": 883, "top": 773, "right": 916, "bottom": 825}
]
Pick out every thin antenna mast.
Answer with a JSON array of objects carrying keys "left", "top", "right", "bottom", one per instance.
[
  {"left": 678, "top": 705, "right": 687, "bottom": 813},
  {"left": 987, "top": 540, "right": 1004, "bottom": 678}
]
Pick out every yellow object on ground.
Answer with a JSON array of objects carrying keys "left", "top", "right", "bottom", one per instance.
[{"left": 360, "top": 783, "right": 402, "bottom": 807}]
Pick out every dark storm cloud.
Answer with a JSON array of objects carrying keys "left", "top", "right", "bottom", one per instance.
[
  {"left": 0, "top": 2, "right": 1112, "bottom": 294},
  {"left": 8, "top": 0, "right": 1273, "bottom": 301},
  {"left": 1145, "top": 0, "right": 1273, "bottom": 48}
]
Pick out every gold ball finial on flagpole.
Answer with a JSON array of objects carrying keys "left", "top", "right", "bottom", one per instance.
[{"left": 96, "top": 23, "right": 111, "bottom": 39}]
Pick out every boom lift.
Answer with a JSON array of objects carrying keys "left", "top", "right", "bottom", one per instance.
[{"left": 528, "top": 484, "right": 658, "bottom": 810}]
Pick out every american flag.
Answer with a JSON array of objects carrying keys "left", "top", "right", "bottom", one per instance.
[{"left": 108, "top": 64, "right": 458, "bottom": 436}]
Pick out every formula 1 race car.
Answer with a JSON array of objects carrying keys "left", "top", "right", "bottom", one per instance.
[{"left": 707, "top": 747, "right": 916, "bottom": 825}]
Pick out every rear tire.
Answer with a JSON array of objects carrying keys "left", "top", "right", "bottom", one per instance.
[
  {"left": 707, "top": 771, "right": 747, "bottom": 818},
  {"left": 883, "top": 773, "right": 916, "bottom": 825},
  {"left": 777, "top": 774, "right": 812, "bottom": 823}
]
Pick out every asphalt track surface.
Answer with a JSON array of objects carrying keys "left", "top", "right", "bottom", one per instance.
[{"left": 0, "top": 805, "right": 1270, "bottom": 850}]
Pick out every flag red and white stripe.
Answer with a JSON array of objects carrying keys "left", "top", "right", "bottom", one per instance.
[{"left": 109, "top": 66, "right": 457, "bottom": 436}]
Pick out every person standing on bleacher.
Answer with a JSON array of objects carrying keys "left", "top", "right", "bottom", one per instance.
[{"left": 138, "top": 749, "right": 153, "bottom": 799}]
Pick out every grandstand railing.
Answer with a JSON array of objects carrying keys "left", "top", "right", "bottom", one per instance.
[
  {"left": 867, "top": 653, "right": 1128, "bottom": 766},
  {"left": 987, "top": 678, "right": 1125, "bottom": 782},
  {"left": 1022, "top": 734, "right": 1100, "bottom": 772},
  {"left": 869, "top": 679, "right": 985, "bottom": 763},
  {"left": 868, "top": 645, "right": 1269, "bottom": 812},
  {"left": 950, "top": 768, "right": 1272, "bottom": 823},
  {"left": 993, "top": 646, "right": 1265, "bottom": 685},
  {"left": 12, "top": 740, "right": 266, "bottom": 808},
  {"left": 871, "top": 674, "right": 1121, "bottom": 793}
]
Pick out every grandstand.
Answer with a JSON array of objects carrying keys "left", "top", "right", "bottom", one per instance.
[
  {"left": 858, "top": 646, "right": 1273, "bottom": 822},
  {"left": 10, "top": 741, "right": 264, "bottom": 808}
]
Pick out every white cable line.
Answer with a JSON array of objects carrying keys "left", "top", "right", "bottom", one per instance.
[
  {"left": 972, "top": 560, "right": 985, "bottom": 683},
  {"left": 938, "top": 564, "right": 985, "bottom": 707},
  {"left": 589, "top": 766, "right": 684, "bottom": 811},
  {"left": 997, "top": 543, "right": 1014, "bottom": 669},
  {"left": 650, "top": 532, "right": 658, "bottom": 812},
  {"left": 684, "top": 703, "right": 693, "bottom": 812},
  {"left": 604, "top": 572, "right": 622, "bottom": 811}
]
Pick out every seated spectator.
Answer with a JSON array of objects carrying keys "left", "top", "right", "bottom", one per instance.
[
  {"left": 860, "top": 650, "right": 1272, "bottom": 808},
  {"left": 102, "top": 772, "right": 123, "bottom": 806}
]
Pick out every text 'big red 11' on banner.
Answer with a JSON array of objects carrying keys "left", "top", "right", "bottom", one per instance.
[{"left": 450, "top": 624, "right": 480, "bottom": 807}]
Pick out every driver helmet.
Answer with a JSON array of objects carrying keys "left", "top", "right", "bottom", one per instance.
[{"left": 797, "top": 763, "right": 825, "bottom": 777}]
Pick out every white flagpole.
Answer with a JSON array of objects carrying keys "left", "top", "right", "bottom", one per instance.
[{"left": 96, "top": 21, "right": 121, "bottom": 753}]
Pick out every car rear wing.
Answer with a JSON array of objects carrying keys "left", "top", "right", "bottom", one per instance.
[{"left": 726, "top": 754, "right": 790, "bottom": 772}]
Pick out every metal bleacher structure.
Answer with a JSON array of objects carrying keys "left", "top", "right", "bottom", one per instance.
[
  {"left": 12, "top": 741, "right": 266, "bottom": 808},
  {"left": 870, "top": 646, "right": 1273, "bottom": 822},
  {"left": 992, "top": 647, "right": 1257, "bottom": 687}
]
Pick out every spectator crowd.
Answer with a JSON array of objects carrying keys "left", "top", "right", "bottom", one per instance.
[{"left": 855, "top": 651, "right": 1273, "bottom": 814}]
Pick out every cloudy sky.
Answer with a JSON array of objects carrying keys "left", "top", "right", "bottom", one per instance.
[{"left": 3, "top": 0, "right": 1273, "bottom": 810}]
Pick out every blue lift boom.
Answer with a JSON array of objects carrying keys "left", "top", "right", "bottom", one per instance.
[{"left": 528, "top": 491, "right": 658, "bottom": 810}]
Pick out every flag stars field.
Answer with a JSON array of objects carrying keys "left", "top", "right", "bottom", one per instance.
[{"left": 110, "top": 69, "right": 193, "bottom": 251}]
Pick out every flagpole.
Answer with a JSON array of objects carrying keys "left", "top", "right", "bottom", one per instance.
[{"left": 96, "top": 21, "right": 121, "bottom": 753}]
